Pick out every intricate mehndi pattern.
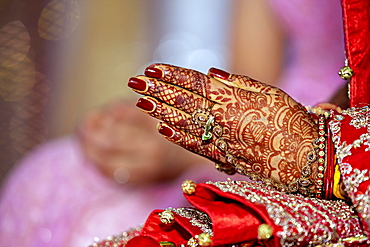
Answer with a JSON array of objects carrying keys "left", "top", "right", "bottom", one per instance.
[
  {"left": 131, "top": 64, "right": 320, "bottom": 194},
  {"left": 208, "top": 81, "right": 319, "bottom": 193}
]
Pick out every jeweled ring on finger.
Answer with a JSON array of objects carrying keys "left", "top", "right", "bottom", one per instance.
[
  {"left": 192, "top": 109, "right": 211, "bottom": 126},
  {"left": 202, "top": 115, "right": 214, "bottom": 141}
]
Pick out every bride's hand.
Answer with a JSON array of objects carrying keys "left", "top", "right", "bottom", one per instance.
[{"left": 128, "top": 64, "right": 319, "bottom": 195}]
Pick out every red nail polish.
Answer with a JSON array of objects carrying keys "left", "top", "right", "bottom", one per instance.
[
  {"left": 158, "top": 125, "right": 174, "bottom": 137},
  {"left": 145, "top": 67, "right": 163, "bottom": 79},
  {"left": 209, "top": 67, "right": 231, "bottom": 80},
  {"left": 136, "top": 98, "right": 155, "bottom": 112},
  {"left": 128, "top": 77, "right": 147, "bottom": 91}
]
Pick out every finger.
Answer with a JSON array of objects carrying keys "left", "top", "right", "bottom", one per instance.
[
  {"left": 136, "top": 96, "right": 204, "bottom": 135},
  {"left": 208, "top": 67, "right": 282, "bottom": 95},
  {"left": 144, "top": 63, "right": 234, "bottom": 103},
  {"left": 157, "top": 122, "right": 264, "bottom": 180},
  {"left": 156, "top": 122, "right": 230, "bottom": 164},
  {"left": 128, "top": 76, "right": 213, "bottom": 115}
]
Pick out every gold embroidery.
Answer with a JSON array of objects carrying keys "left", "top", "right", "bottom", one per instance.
[{"left": 207, "top": 180, "right": 362, "bottom": 247}]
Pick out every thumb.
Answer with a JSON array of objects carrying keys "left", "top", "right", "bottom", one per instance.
[{"left": 208, "top": 67, "right": 282, "bottom": 95}]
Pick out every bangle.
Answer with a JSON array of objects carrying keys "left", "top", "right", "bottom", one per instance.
[
  {"left": 323, "top": 116, "right": 335, "bottom": 200},
  {"left": 315, "top": 115, "right": 327, "bottom": 198},
  {"left": 305, "top": 105, "right": 338, "bottom": 199}
]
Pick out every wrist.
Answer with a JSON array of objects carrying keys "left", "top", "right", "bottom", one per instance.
[
  {"left": 305, "top": 105, "right": 343, "bottom": 199},
  {"left": 297, "top": 105, "right": 336, "bottom": 198}
]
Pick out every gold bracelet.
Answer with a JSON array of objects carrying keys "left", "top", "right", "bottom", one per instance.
[{"left": 315, "top": 115, "right": 327, "bottom": 198}]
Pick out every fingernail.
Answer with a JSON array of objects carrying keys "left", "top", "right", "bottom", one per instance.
[
  {"left": 136, "top": 98, "right": 155, "bottom": 112},
  {"left": 209, "top": 67, "right": 231, "bottom": 80},
  {"left": 128, "top": 77, "right": 147, "bottom": 91},
  {"left": 145, "top": 67, "right": 163, "bottom": 79},
  {"left": 158, "top": 124, "right": 174, "bottom": 138}
]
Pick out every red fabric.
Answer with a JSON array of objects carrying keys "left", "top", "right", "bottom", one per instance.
[
  {"left": 343, "top": 149, "right": 370, "bottom": 236},
  {"left": 137, "top": 210, "right": 197, "bottom": 246},
  {"left": 341, "top": 0, "right": 370, "bottom": 107},
  {"left": 125, "top": 184, "right": 281, "bottom": 246},
  {"left": 185, "top": 184, "right": 281, "bottom": 247},
  {"left": 329, "top": 108, "right": 370, "bottom": 237},
  {"left": 340, "top": 113, "right": 369, "bottom": 144},
  {"left": 126, "top": 236, "right": 161, "bottom": 247},
  {"left": 324, "top": 118, "right": 335, "bottom": 200}
]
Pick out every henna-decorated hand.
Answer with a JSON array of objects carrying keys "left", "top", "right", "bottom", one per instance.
[{"left": 128, "top": 64, "right": 320, "bottom": 196}]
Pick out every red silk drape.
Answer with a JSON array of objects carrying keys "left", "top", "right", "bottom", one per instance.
[{"left": 341, "top": 0, "right": 370, "bottom": 107}]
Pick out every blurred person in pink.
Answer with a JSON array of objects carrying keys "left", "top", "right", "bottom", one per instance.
[
  {"left": 231, "top": 0, "right": 346, "bottom": 106},
  {"left": 0, "top": 100, "right": 236, "bottom": 247}
]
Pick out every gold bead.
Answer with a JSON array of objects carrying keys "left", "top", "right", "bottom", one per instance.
[
  {"left": 338, "top": 66, "right": 353, "bottom": 80},
  {"left": 181, "top": 179, "right": 196, "bottom": 195},
  {"left": 197, "top": 233, "right": 212, "bottom": 246},
  {"left": 258, "top": 224, "right": 273, "bottom": 240},
  {"left": 159, "top": 210, "right": 175, "bottom": 224}
]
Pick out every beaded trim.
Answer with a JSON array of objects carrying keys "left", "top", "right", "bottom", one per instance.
[
  {"left": 207, "top": 180, "right": 363, "bottom": 247},
  {"left": 295, "top": 107, "right": 332, "bottom": 198},
  {"left": 165, "top": 207, "right": 213, "bottom": 236},
  {"left": 315, "top": 115, "right": 327, "bottom": 198},
  {"left": 164, "top": 207, "right": 213, "bottom": 247},
  {"left": 344, "top": 105, "right": 370, "bottom": 132},
  {"left": 89, "top": 225, "right": 143, "bottom": 247}
]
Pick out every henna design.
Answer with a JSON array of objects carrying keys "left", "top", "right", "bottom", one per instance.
[
  {"left": 132, "top": 64, "right": 320, "bottom": 195},
  {"left": 159, "top": 65, "right": 210, "bottom": 97},
  {"left": 208, "top": 84, "right": 319, "bottom": 193},
  {"left": 157, "top": 122, "right": 228, "bottom": 164},
  {"left": 135, "top": 76, "right": 211, "bottom": 115},
  {"left": 139, "top": 97, "right": 204, "bottom": 135}
]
